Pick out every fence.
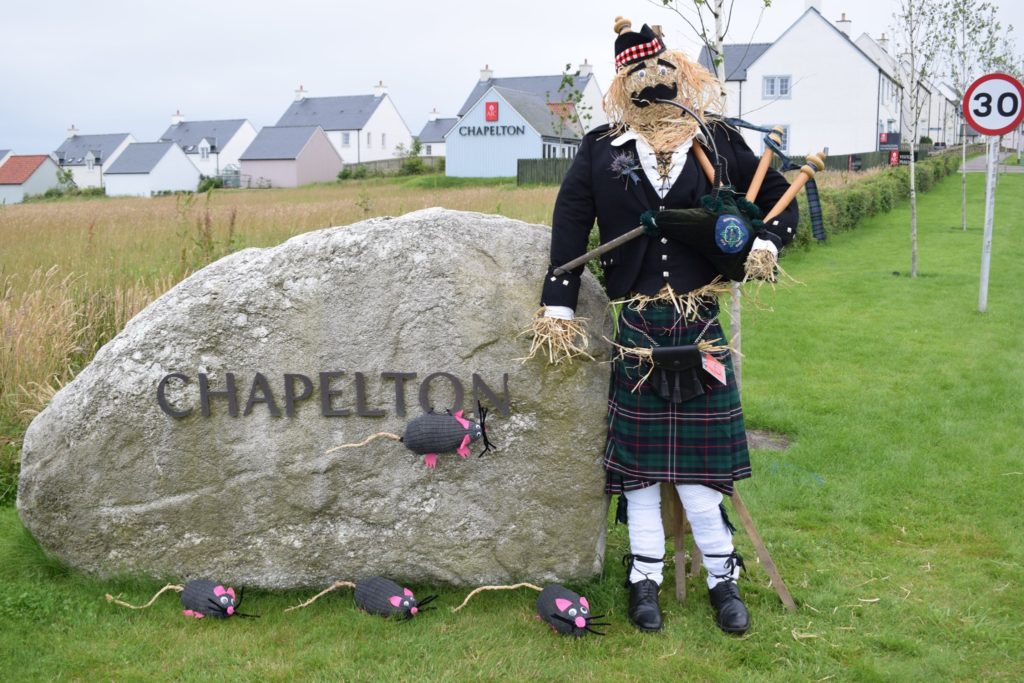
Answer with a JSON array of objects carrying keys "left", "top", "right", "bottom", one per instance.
[
  {"left": 344, "top": 156, "right": 444, "bottom": 175},
  {"left": 517, "top": 158, "right": 574, "bottom": 185}
]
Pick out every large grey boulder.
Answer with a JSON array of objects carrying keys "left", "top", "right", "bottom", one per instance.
[{"left": 18, "top": 208, "right": 613, "bottom": 588}]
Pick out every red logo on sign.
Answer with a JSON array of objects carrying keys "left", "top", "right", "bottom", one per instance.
[
  {"left": 485, "top": 101, "right": 498, "bottom": 121},
  {"left": 889, "top": 150, "right": 899, "bottom": 166}
]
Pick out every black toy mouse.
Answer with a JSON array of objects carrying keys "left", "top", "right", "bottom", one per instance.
[
  {"left": 105, "top": 579, "right": 259, "bottom": 619},
  {"left": 326, "top": 404, "right": 495, "bottom": 469}
]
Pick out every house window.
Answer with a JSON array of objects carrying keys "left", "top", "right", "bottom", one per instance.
[
  {"left": 200, "top": 147, "right": 210, "bottom": 160},
  {"left": 342, "top": 132, "right": 350, "bottom": 147},
  {"left": 86, "top": 157, "right": 94, "bottom": 171},
  {"left": 763, "top": 75, "right": 791, "bottom": 99},
  {"left": 381, "top": 133, "right": 386, "bottom": 149},
  {"left": 425, "top": 144, "right": 432, "bottom": 155},
  {"left": 367, "top": 132, "right": 372, "bottom": 148}
]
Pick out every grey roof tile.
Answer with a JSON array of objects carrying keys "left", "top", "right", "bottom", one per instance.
[
  {"left": 698, "top": 43, "right": 773, "bottom": 81},
  {"left": 159, "top": 119, "right": 247, "bottom": 153},
  {"left": 417, "top": 118, "right": 458, "bottom": 143},
  {"left": 488, "top": 87, "right": 582, "bottom": 139},
  {"left": 105, "top": 142, "right": 175, "bottom": 174},
  {"left": 458, "top": 74, "right": 592, "bottom": 117},
  {"left": 276, "top": 95, "right": 382, "bottom": 130},
  {"left": 54, "top": 133, "right": 132, "bottom": 166},
  {"left": 239, "top": 126, "right": 320, "bottom": 161}
]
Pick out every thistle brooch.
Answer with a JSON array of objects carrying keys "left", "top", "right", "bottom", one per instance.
[{"left": 610, "top": 151, "right": 642, "bottom": 188}]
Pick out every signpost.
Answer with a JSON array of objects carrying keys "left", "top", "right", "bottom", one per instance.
[{"left": 962, "top": 73, "right": 1024, "bottom": 312}]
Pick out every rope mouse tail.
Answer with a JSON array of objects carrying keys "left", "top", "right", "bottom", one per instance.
[
  {"left": 325, "top": 433, "right": 400, "bottom": 454},
  {"left": 284, "top": 580, "right": 357, "bottom": 612},
  {"left": 105, "top": 583, "right": 185, "bottom": 609},
  {"left": 451, "top": 583, "right": 544, "bottom": 613}
]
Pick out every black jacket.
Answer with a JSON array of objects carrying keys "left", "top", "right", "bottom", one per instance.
[{"left": 540, "top": 120, "right": 798, "bottom": 310}]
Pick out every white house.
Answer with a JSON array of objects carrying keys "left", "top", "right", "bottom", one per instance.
[
  {"left": 417, "top": 110, "right": 458, "bottom": 157},
  {"left": 445, "top": 86, "right": 583, "bottom": 177},
  {"left": 700, "top": 6, "right": 903, "bottom": 156},
  {"left": 159, "top": 114, "right": 258, "bottom": 176},
  {"left": 103, "top": 142, "right": 201, "bottom": 197},
  {"left": 238, "top": 125, "right": 343, "bottom": 188},
  {"left": 0, "top": 155, "right": 61, "bottom": 204},
  {"left": 276, "top": 83, "right": 412, "bottom": 163},
  {"left": 457, "top": 62, "right": 608, "bottom": 133},
  {"left": 853, "top": 33, "right": 905, "bottom": 143},
  {"left": 53, "top": 128, "right": 134, "bottom": 188}
]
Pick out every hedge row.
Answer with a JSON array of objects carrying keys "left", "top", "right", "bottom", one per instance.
[{"left": 791, "top": 151, "right": 964, "bottom": 248}]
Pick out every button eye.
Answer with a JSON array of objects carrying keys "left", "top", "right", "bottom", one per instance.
[
  {"left": 634, "top": 69, "right": 647, "bottom": 80},
  {"left": 568, "top": 608, "right": 578, "bottom": 617},
  {"left": 658, "top": 65, "right": 668, "bottom": 76}
]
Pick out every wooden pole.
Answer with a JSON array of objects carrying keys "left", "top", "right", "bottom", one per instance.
[
  {"left": 730, "top": 491, "right": 798, "bottom": 611},
  {"left": 745, "top": 127, "right": 785, "bottom": 202},
  {"left": 763, "top": 151, "right": 826, "bottom": 222}
]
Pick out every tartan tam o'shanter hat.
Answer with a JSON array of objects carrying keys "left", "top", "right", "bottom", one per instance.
[{"left": 613, "top": 17, "right": 666, "bottom": 70}]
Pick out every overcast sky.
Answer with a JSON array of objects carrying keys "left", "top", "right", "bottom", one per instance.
[{"left": 2, "top": 0, "right": 1021, "bottom": 154}]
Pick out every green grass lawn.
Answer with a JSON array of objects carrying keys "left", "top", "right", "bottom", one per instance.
[{"left": 2, "top": 171, "right": 1022, "bottom": 681}]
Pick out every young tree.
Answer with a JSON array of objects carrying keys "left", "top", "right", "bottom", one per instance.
[
  {"left": 943, "top": 0, "right": 1004, "bottom": 230},
  {"left": 653, "top": 0, "right": 772, "bottom": 388},
  {"left": 892, "top": 0, "right": 946, "bottom": 278}
]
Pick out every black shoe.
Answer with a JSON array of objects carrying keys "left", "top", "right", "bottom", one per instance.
[
  {"left": 708, "top": 581, "right": 750, "bottom": 634},
  {"left": 627, "top": 579, "right": 663, "bottom": 632}
]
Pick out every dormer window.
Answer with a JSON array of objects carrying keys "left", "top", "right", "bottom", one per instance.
[{"left": 199, "top": 144, "right": 210, "bottom": 160}]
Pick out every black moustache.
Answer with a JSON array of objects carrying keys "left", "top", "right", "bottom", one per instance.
[{"left": 630, "top": 82, "right": 679, "bottom": 108}]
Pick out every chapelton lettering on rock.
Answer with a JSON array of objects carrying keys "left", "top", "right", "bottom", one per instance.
[{"left": 156, "top": 371, "right": 511, "bottom": 420}]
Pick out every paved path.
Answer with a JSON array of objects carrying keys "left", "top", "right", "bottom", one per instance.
[{"left": 962, "top": 150, "right": 1024, "bottom": 173}]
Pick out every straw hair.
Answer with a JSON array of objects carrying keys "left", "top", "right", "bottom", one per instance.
[
  {"left": 611, "top": 279, "right": 732, "bottom": 320},
  {"left": 519, "top": 310, "right": 593, "bottom": 365},
  {"left": 604, "top": 49, "right": 723, "bottom": 151}
]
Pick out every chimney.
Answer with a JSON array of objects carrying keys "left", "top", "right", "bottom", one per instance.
[
  {"left": 479, "top": 64, "right": 493, "bottom": 82},
  {"left": 878, "top": 32, "right": 889, "bottom": 53},
  {"left": 170, "top": 109, "right": 184, "bottom": 125},
  {"left": 836, "top": 12, "right": 852, "bottom": 36},
  {"left": 67, "top": 124, "right": 79, "bottom": 138},
  {"left": 427, "top": 108, "right": 440, "bottom": 122},
  {"left": 295, "top": 84, "right": 308, "bottom": 101},
  {"left": 805, "top": 0, "right": 823, "bottom": 12},
  {"left": 373, "top": 80, "right": 388, "bottom": 97},
  {"left": 578, "top": 59, "right": 593, "bottom": 78}
]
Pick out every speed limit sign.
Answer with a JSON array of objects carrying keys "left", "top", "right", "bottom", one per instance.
[{"left": 963, "top": 73, "right": 1024, "bottom": 136}]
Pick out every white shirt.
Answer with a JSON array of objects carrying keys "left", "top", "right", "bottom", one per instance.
[{"left": 610, "top": 130, "right": 693, "bottom": 199}]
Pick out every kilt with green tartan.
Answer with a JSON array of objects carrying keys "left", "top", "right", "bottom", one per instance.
[{"left": 605, "top": 300, "right": 751, "bottom": 495}]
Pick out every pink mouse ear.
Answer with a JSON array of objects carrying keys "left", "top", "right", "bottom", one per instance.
[
  {"left": 389, "top": 596, "right": 403, "bottom": 607},
  {"left": 403, "top": 588, "right": 414, "bottom": 597},
  {"left": 580, "top": 596, "right": 590, "bottom": 610},
  {"left": 227, "top": 587, "right": 236, "bottom": 600},
  {"left": 213, "top": 585, "right": 228, "bottom": 597},
  {"left": 555, "top": 598, "right": 573, "bottom": 612}
]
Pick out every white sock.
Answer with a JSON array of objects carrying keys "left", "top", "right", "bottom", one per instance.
[
  {"left": 623, "top": 485, "right": 665, "bottom": 584},
  {"left": 677, "top": 484, "right": 737, "bottom": 588}
]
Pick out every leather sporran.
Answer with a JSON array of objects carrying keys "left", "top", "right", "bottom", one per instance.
[{"left": 650, "top": 344, "right": 705, "bottom": 403}]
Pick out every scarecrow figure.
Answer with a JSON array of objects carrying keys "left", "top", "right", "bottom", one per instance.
[{"left": 532, "top": 18, "right": 798, "bottom": 634}]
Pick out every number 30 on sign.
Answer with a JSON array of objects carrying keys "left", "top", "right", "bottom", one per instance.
[{"left": 963, "top": 73, "right": 1024, "bottom": 136}]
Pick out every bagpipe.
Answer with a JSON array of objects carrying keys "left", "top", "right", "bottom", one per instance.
[{"left": 554, "top": 102, "right": 826, "bottom": 282}]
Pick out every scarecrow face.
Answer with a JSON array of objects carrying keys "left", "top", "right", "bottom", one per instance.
[{"left": 625, "top": 57, "right": 679, "bottom": 108}]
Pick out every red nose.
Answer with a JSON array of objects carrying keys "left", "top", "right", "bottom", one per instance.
[
  {"left": 575, "top": 616, "right": 586, "bottom": 629},
  {"left": 227, "top": 606, "right": 235, "bottom": 616},
  {"left": 411, "top": 607, "right": 419, "bottom": 615}
]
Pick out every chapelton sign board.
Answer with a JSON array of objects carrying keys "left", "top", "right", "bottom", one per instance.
[{"left": 156, "top": 370, "right": 511, "bottom": 419}]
